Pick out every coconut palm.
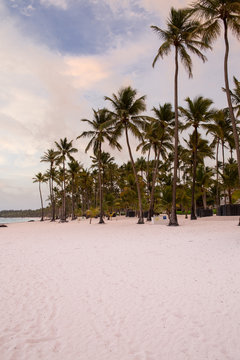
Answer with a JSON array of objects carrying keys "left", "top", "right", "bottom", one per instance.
[
  {"left": 205, "top": 109, "right": 233, "bottom": 205},
  {"left": 151, "top": 7, "right": 210, "bottom": 225},
  {"left": 79, "top": 169, "right": 94, "bottom": 214},
  {"left": 32, "top": 172, "right": 46, "bottom": 221},
  {"left": 90, "top": 151, "right": 115, "bottom": 191},
  {"left": 136, "top": 120, "right": 155, "bottom": 197},
  {"left": 77, "top": 108, "right": 121, "bottom": 224},
  {"left": 192, "top": 0, "right": 240, "bottom": 182},
  {"left": 68, "top": 160, "right": 82, "bottom": 220},
  {"left": 178, "top": 184, "right": 192, "bottom": 218},
  {"left": 179, "top": 96, "right": 215, "bottom": 219},
  {"left": 41, "top": 149, "right": 58, "bottom": 221},
  {"left": 105, "top": 86, "right": 147, "bottom": 224},
  {"left": 183, "top": 134, "right": 215, "bottom": 215},
  {"left": 142, "top": 103, "right": 174, "bottom": 221},
  {"left": 219, "top": 158, "right": 239, "bottom": 204},
  {"left": 55, "top": 138, "right": 78, "bottom": 222},
  {"left": 196, "top": 165, "right": 214, "bottom": 209}
]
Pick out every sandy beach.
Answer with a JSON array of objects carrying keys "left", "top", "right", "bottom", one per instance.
[{"left": 1, "top": 216, "right": 240, "bottom": 360}]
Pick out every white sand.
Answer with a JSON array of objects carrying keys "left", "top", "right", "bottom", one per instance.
[{"left": 0, "top": 215, "right": 240, "bottom": 360}]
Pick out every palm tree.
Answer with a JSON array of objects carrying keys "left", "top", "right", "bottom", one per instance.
[
  {"left": 79, "top": 169, "right": 94, "bottom": 214},
  {"left": 90, "top": 151, "right": 115, "bottom": 191},
  {"left": 77, "top": 108, "right": 121, "bottom": 224},
  {"left": 55, "top": 138, "right": 78, "bottom": 222},
  {"left": 32, "top": 172, "right": 46, "bottom": 221},
  {"left": 151, "top": 7, "right": 210, "bottom": 225},
  {"left": 105, "top": 86, "right": 147, "bottom": 224},
  {"left": 41, "top": 149, "right": 58, "bottom": 221},
  {"left": 179, "top": 96, "right": 215, "bottom": 219},
  {"left": 196, "top": 165, "right": 214, "bottom": 209},
  {"left": 219, "top": 158, "right": 239, "bottom": 204},
  {"left": 68, "top": 160, "right": 81, "bottom": 220},
  {"left": 135, "top": 157, "right": 147, "bottom": 179},
  {"left": 192, "top": 0, "right": 240, "bottom": 182},
  {"left": 136, "top": 120, "right": 154, "bottom": 198},
  {"left": 205, "top": 109, "right": 233, "bottom": 205},
  {"left": 183, "top": 134, "right": 214, "bottom": 214},
  {"left": 143, "top": 103, "right": 174, "bottom": 221}
]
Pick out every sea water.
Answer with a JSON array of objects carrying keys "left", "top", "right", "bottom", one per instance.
[{"left": 0, "top": 218, "right": 39, "bottom": 224}]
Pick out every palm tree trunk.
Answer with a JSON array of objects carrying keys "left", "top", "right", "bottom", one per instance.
[
  {"left": 228, "top": 188, "right": 232, "bottom": 205},
  {"left": 48, "top": 167, "right": 54, "bottom": 221},
  {"left": 39, "top": 182, "right": 44, "bottom": 221},
  {"left": 222, "top": 140, "right": 227, "bottom": 205},
  {"left": 98, "top": 146, "right": 104, "bottom": 224},
  {"left": 50, "top": 165, "right": 55, "bottom": 221},
  {"left": 191, "top": 127, "right": 198, "bottom": 220},
  {"left": 62, "top": 160, "right": 66, "bottom": 221},
  {"left": 147, "top": 147, "right": 161, "bottom": 221},
  {"left": 223, "top": 19, "right": 240, "bottom": 183},
  {"left": 146, "top": 148, "right": 151, "bottom": 196},
  {"left": 203, "top": 189, "right": 207, "bottom": 210},
  {"left": 125, "top": 125, "right": 144, "bottom": 224},
  {"left": 169, "top": 46, "right": 179, "bottom": 226},
  {"left": 52, "top": 190, "right": 56, "bottom": 221},
  {"left": 216, "top": 139, "right": 220, "bottom": 207},
  {"left": 71, "top": 177, "right": 75, "bottom": 220}
]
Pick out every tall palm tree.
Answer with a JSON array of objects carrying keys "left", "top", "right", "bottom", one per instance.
[
  {"left": 32, "top": 172, "right": 46, "bottom": 221},
  {"left": 105, "top": 86, "right": 147, "bottom": 224},
  {"left": 192, "top": 0, "right": 240, "bottom": 182},
  {"left": 41, "top": 149, "right": 58, "bottom": 221},
  {"left": 55, "top": 138, "right": 78, "bottom": 222},
  {"left": 77, "top": 108, "right": 121, "bottom": 224},
  {"left": 179, "top": 96, "right": 215, "bottom": 219},
  {"left": 151, "top": 7, "right": 210, "bottom": 225},
  {"left": 143, "top": 103, "right": 174, "bottom": 221}
]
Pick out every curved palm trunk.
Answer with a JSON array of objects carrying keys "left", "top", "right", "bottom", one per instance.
[
  {"left": 125, "top": 126, "right": 144, "bottom": 224},
  {"left": 191, "top": 127, "right": 198, "bottom": 220},
  {"left": 169, "top": 46, "right": 179, "bottom": 226},
  {"left": 39, "top": 182, "right": 44, "bottom": 221},
  {"left": 223, "top": 19, "right": 240, "bottom": 183},
  {"left": 147, "top": 146, "right": 161, "bottom": 221},
  {"left": 98, "top": 146, "right": 104, "bottom": 224}
]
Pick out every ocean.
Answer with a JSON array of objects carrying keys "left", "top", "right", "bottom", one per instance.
[{"left": 0, "top": 218, "right": 39, "bottom": 224}]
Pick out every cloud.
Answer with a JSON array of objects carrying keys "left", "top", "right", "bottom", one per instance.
[
  {"left": 64, "top": 57, "right": 110, "bottom": 88},
  {"left": 90, "top": 0, "right": 190, "bottom": 17},
  {"left": 139, "top": 0, "right": 189, "bottom": 14},
  {"left": 40, "top": 0, "right": 68, "bottom": 10}
]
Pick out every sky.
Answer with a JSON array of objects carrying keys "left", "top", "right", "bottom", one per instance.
[{"left": 0, "top": 0, "right": 239, "bottom": 210}]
